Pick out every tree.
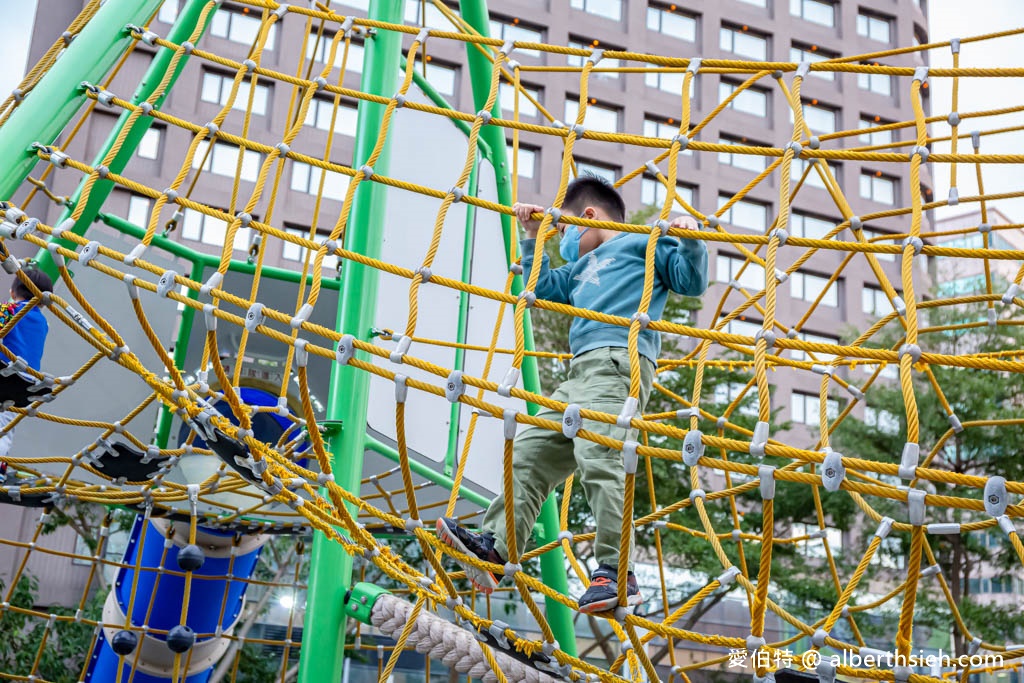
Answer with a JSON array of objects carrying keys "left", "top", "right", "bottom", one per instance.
[{"left": 833, "top": 287, "right": 1024, "bottom": 656}]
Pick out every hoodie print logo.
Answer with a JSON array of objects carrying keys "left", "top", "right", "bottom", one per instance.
[{"left": 574, "top": 252, "right": 615, "bottom": 287}]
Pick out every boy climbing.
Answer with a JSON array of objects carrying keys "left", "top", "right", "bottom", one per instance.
[
  {"left": 438, "top": 174, "right": 708, "bottom": 614},
  {"left": 0, "top": 265, "right": 53, "bottom": 483}
]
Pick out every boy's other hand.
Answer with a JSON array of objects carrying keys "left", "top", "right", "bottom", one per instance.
[
  {"left": 669, "top": 215, "right": 701, "bottom": 231},
  {"left": 514, "top": 202, "right": 545, "bottom": 238}
]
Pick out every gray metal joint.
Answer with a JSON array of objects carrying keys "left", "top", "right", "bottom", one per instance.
[
  {"left": 795, "top": 61, "right": 812, "bottom": 80},
  {"left": 622, "top": 441, "right": 639, "bottom": 474},
  {"left": 686, "top": 57, "right": 702, "bottom": 74}
]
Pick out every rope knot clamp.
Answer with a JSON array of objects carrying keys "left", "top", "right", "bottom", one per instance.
[
  {"left": 631, "top": 311, "right": 651, "bottom": 329},
  {"left": 162, "top": 187, "right": 178, "bottom": 202},
  {"left": 909, "top": 145, "right": 930, "bottom": 162},
  {"left": 273, "top": 3, "right": 290, "bottom": 19},
  {"left": 745, "top": 635, "right": 765, "bottom": 653},
  {"left": 242, "top": 59, "right": 257, "bottom": 73},
  {"left": 769, "top": 227, "right": 788, "bottom": 245},
  {"left": 848, "top": 216, "right": 863, "bottom": 232},
  {"left": 816, "top": 659, "right": 837, "bottom": 683},
  {"left": 749, "top": 420, "right": 769, "bottom": 458},
  {"left": 11, "top": 89, "right": 23, "bottom": 102},
  {"left": 156, "top": 270, "right": 178, "bottom": 298},
  {"left": 476, "top": 110, "right": 492, "bottom": 125},
  {"left": 140, "top": 29, "right": 159, "bottom": 46},
  {"left": 272, "top": 142, "right": 290, "bottom": 157},
  {"left": 913, "top": 66, "right": 929, "bottom": 83},
  {"left": 487, "top": 620, "right": 511, "bottom": 650},
  {"left": 562, "top": 404, "right": 582, "bottom": 438},
  {"left": 46, "top": 149, "right": 69, "bottom": 168},
  {"left": 201, "top": 271, "right": 223, "bottom": 297},
  {"left": 811, "top": 364, "right": 832, "bottom": 376},
  {"left": 947, "top": 412, "right": 964, "bottom": 433},
  {"left": 179, "top": 40, "right": 195, "bottom": 55},
  {"left": 971, "top": 130, "right": 981, "bottom": 150},
  {"left": 652, "top": 519, "right": 668, "bottom": 529},
  {"left": 998, "top": 515, "right": 1015, "bottom": 535},
  {"left": 947, "top": 186, "right": 960, "bottom": 206},
  {"left": 977, "top": 221, "right": 992, "bottom": 235},
  {"left": 518, "top": 290, "right": 536, "bottom": 307},
  {"left": 811, "top": 628, "right": 829, "bottom": 648},
  {"left": 947, "top": 111, "right": 961, "bottom": 127},
  {"left": 785, "top": 141, "right": 803, "bottom": 156},
  {"left": 336, "top": 334, "right": 355, "bottom": 365},
  {"left": 984, "top": 476, "right": 1007, "bottom": 516},
  {"left": 497, "top": 366, "right": 520, "bottom": 397},
  {"left": 754, "top": 329, "right": 776, "bottom": 348},
  {"left": 14, "top": 218, "right": 38, "bottom": 240},
  {"left": 509, "top": 262, "right": 523, "bottom": 275},
  {"left": 0, "top": 255, "right": 19, "bottom": 275},
  {"left": 503, "top": 561, "right": 521, "bottom": 577},
  {"left": 290, "top": 303, "right": 313, "bottom": 329},
  {"left": 414, "top": 265, "right": 431, "bottom": 282},
  {"left": 570, "top": 123, "right": 586, "bottom": 137},
  {"left": 927, "top": 523, "right": 960, "bottom": 534},
  {"left": 339, "top": 16, "right": 355, "bottom": 36},
  {"left": 717, "top": 566, "right": 740, "bottom": 587},
  {"left": 898, "top": 441, "right": 920, "bottom": 479},
  {"left": 874, "top": 516, "right": 894, "bottom": 539},
  {"left": 774, "top": 267, "right": 789, "bottom": 284},
  {"left": 506, "top": 58, "right": 521, "bottom": 71},
  {"left": 686, "top": 57, "right": 702, "bottom": 74},
  {"left": 358, "top": 163, "right": 373, "bottom": 179},
  {"left": 317, "top": 472, "right": 335, "bottom": 485},
  {"left": 682, "top": 429, "right": 704, "bottom": 466},
  {"left": 808, "top": 135, "right": 820, "bottom": 150},
  {"left": 1002, "top": 283, "right": 1020, "bottom": 305},
  {"left": 389, "top": 335, "right": 412, "bottom": 363},
  {"left": 821, "top": 448, "right": 846, "bottom": 492},
  {"left": 655, "top": 219, "right": 671, "bottom": 236},
  {"left": 968, "top": 638, "right": 982, "bottom": 656},
  {"left": 672, "top": 134, "right": 689, "bottom": 150},
  {"left": 403, "top": 518, "right": 423, "bottom": 533},
  {"left": 901, "top": 236, "right": 924, "bottom": 255},
  {"left": 78, "top": 241, "right": 101, "bottom": 267},
  {"left": 503, "top": 409, "right": 518, "bottom": 440},
  {"left": 204, "top": 121, "right": 219, "bottom": 137},
  {"left": 448, "top": 186, "right": 465, "bottom": 202},
  {"left": 444, "top": 370, "right": 465, "bottom": 402},
  {"left": 392, "top": 93, "right": 406, "bottom": 107},
  {"left": 677, "top": 407, "right": 700, "bottom": 419},
  {"left": 414, "top": 26, "right": 430, "bottom": 45},
  {"left": 898, "top": 343, "right": 921, "bottom": 363},
  {"left": 706, "top": 215, "right": 720, "bottom": 229},
  {"left": 644, "top": 160, "right": 661, "bottom": 176},
  {"left": 907, "top": 488, "right": 927, "bottom": 526},
  {"left": 557, "top": 530, "right": 574, "bottom": 542},
  {"left": 616, "top": 396, "right": 639, "bottom": 428},
  {"left": 244, "top": 302, "right": 265, "bottom": 331},
  {"left": 586, "top": 48, "right": 604, "bottom": 65},
  {"left": 200, "top": 304, "right": 217, "bottom": 331},
  {"left": 950, "top": 37, "right": 961, "bottom": 54},
  {"left": 892, "top": 294, "right": 907, "bottom": 316},
  {"left": 62, "top": 31, "right": 74, "bottom": 46},
  {"left": 989, "top": 308, "right": 998, "bottom": 326},
  {"left": 758, "top": 464, "right": 776, "bottom": 500},
  {"left": 622, "top": 440, "right": 639, "bottom": 474},
  {"left": 689, "top": 488, "right": 706, "bottom": 502}
]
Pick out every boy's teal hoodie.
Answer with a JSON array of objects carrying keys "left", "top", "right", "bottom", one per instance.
[{"left": 521, "top": 231, "right": 708, "bottom": 363}]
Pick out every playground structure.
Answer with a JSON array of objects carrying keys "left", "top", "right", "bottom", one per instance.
[{"left": 0, "top": 0, "right": 1022, "bottom": 681}]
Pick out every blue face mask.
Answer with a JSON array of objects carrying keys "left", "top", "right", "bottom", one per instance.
[{"left": 559, "top": 226, "right": 589, "bottom": 263}]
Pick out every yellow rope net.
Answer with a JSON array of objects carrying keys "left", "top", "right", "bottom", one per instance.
[{"left": 0, "top": 1, "right": 1022, "bottom": 681}]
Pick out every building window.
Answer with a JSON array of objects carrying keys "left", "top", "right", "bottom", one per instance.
[
  {"left": 937, "top": 274, "right": 988, "bottom": 297},
  {"left": 643, "top": 116, "right": 694, "bottom": 156},
  {"left": 718, "top": 195, "right": 769, "bottom": 232},
  {"left": 860, "top": 171, "right": 897, "bottom": 205},
  {"left": 799, "top": 101, "right": 839, "bottom": 134},
  {"left": 857, "top": 11, "right": 892, "bottom": 43},
  {"left": 720, "top": 81, "right": 769, "bottom": 118},
  {"left": 568, "top": 39, "right": 621, "bottom": 79},
  {"left": 181, "top": 210, "right": 250, "bottom": 251},
  {"left": 137, "top": 127, "right": 161, "bottom": 160},
  {"left": 858, "top": 71, "right": 893, "bottom": 96},
  {"left": 569, "top": 0, "right": 622, "bottom": 21},
  {"left": 862, "top": 228, "right": 897, "bottom": 262},
  {"left": 291, "top": 161, "right": 350, "bottom": 201},
  {"left": 305, "top": 97, "right": 358, "bottom": 135},
  {"left": 790, "top": 271, "right": 839, "bottom": 307},
  {"left": 791, "top": 158, "right": 840, "bottom": 190},
  {"left": 859, "top": 116, "right": 895, "bottom": 146},
  {"left": 408, "top": 56, "right": 458, "bottom": 97},
  {"left": 645, "top": 70, "right": 695, "bottom": 96},
  {"left": 791, "top": 523, "right": 843, "bottom": 557},
  {"left": 790, "top": 0, "right": 835, "bottom": 27},
  {"left": 307, "top": 34, "right": 365, "bottom": 75},
  {"left": 790, "top": 212, "right": 834, "bottom": 241},
  {"left": 564, "top": 99, "right": 620, "bottom": 133},
  {"left": 865, "top": 406, "right": 900, "bottom": 434},
  {"left": 200, "top": 71, "right": 271, "bottom": 116},
  {"left": 790, "top": 330, "right": 838, "bottom": 362},
  {"left": 192, "top": 141, "right": 261, "bottom": 182},
  {"left": 791, "top": 392, "right": 839, "bottom": 425},
  {"left": 790, "top": 44, "right": 838, "bottom": 81},
  {"left": 719, "top": 136, "right": 769, "bottom": 172},
  {"left": 737, "top": 0, "right": 767, "bottom": 6},
  {"left": 500, "top": 82, "right": 542, "bottom": 119},
  {"left": 713, "top": 382, "right": 758, "bottom": 416},
  {"left": 489, "top": 16, "right": 542, "bottom": 57},
  {"left": 158, "top": 1, "right": 179, "bottom": 24},
  {"left": 575, "top": 158, "right": 619, "bottom": 183},
  {"left": 282, "top": 226, "right": 313, "bottom": 261},
  {"left": 717, "top": 254, "right": 764, "bottom": 290},
  {"left": 508, "top": 144, "right": 538, "bottom": 179},
  {"left": 210, "top": 6, "right": 277, "bottom": 49},
  {"left": 719, "top": 25, "right": 768, "bottom": 61},
  {"left": 127, "top": 195, "right": 151, "bottom": 227},
  {"left": 721, "top": 317, "right": 763, "bottom": 337},
  {"left": 403, "top": 1, "right": 451, "bottom": 30},
  {"left": 862, "top": 286, "right": 896, "bottom": 316},
  {"left": 641, "top": 176, "right": 695, "bottom": 211},
  {"left": 647, "top": 3, "right": 698, "bottom": 42}
]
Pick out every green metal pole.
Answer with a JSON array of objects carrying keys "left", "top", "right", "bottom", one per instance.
[
  {"left": 297, "top": 1, "right": 404, "bottom": 681},
  {"left": 33, "top": 0, "right": 216, "bottom": 280},
  {"left": 0, "top": 0, "right": 164, "bottom": 201},
  {"left": 153, "top": 259, "right": 203, "bottom": 449},
  {"left": 458, "top": 0, "right": 578, "bottom": 657}
]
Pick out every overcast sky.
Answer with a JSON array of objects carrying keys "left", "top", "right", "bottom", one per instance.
[{"left": 0, "top": 0, "right": 1021, "bottom": 221}]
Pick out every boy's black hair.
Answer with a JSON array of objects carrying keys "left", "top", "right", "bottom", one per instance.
[
  {"left": 12, "top": 266, "right": 54, "bottom": 301},
  {"left": 563, "top": 172, "right": 626, "bottom": 223}
]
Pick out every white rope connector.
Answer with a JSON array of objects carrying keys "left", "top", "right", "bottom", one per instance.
[
  {"left": 203, "top": 304, "right": 217, "bottom": 331},
  {"left": 444, "top": 371, "right": 465, "bottom": 402},
  {"left": 984, "top": 476, "right": 1007, "bottom": 516},
  {"left": 293, "top": 339, "right": 309, "bottom": 368},
  {"left": 290, "top": 303, "right": 313, "bottom": 329},
  {"left": 947, "top": 413, "right": 964, "bottom": 433},
  {"left": 77, "top": 241, "right": 101, "bottom": 267},
  {"left": 336, "top": 334, "right": 355, "bottom": 365},
  {"left": 758, "top": 464, "right": 776, "bottom": 500},
  {"left": 244, "top": 302, "right": 265, "bottom": 332},
  {"left": 393, "top": 374, "right": 408, "bottom": 404},
  {"left": 616, "top": 396, "right": 639, "bottom": 428},
  {"left": 1002, "top": 283, "right": 1020, "bottom": 304},
  {"left": 907, "top": 488, "right": 927, "bottom": 526},
  {"left": 622, "top": 441, "right": 639, "bottom": 474},
  {"left": 562, "top": 404, "right": 582, "bottom": 438},
  {"left": 682, "top": 429, "right": 704, "bottom": 466},
  {"left": 898, "top": 441, "right": 920, "bottom": 479},
  {"left": 820, "top": 448, "right": 845, "bottom": 492},
  {"left": 927, "top": 523, "right": 960, "bottom": 534},
  {"left": 503, "top": 409, "right": 518, "bottom": 440},
  {"left": 201, "top": 270, "right": 223, "bottom": 296},
  {"left": 717, "top": 566, "right": 740, "bottom": 587},
  {"left": 497, "top": 366, "right": 520, "bottom": 397},
  {"left": 156, "top": 270, "right": 177, "bottom": 298},
  {"left": 749, "top": 420, "right": 769, "bottom": 458},
  {"left": 389, "top": 335, "right": 412, "bottom": 363}
]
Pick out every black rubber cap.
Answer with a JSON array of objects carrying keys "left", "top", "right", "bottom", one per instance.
[
  {"left": 166, "top": 625, "right": 195, "bottom": 653},
  {"left": 110, "top": 629, "right": 138, "bottom": 656},
  {"left": 176, "top": 544, "right": 205, "bottom": 572}
]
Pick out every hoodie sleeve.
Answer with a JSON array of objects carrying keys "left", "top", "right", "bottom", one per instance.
[
  {"left": 520, "top": 238, "right": 573, "bottom": 304},
  {"left": 654, "top": 234, "right": 709, "bottom": 296}
]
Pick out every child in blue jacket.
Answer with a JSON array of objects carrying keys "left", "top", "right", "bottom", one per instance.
[
  {"left": 0, "top": 266, "right": 53, "bottom": 481},
  {"left": 439, "top": 175, "right": 708, "bottom": 613}
]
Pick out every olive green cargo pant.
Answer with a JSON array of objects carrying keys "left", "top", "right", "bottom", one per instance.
[{"left": 481, "top": 346, "right": 654, "bottom": 569}]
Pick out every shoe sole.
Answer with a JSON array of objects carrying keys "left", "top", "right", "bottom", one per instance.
[
  {"left": 578, "top": 593, "right": 644, "bottom": 616},
  {"left": 435, "top": 518, "right": 499, "bottom": 594}
]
